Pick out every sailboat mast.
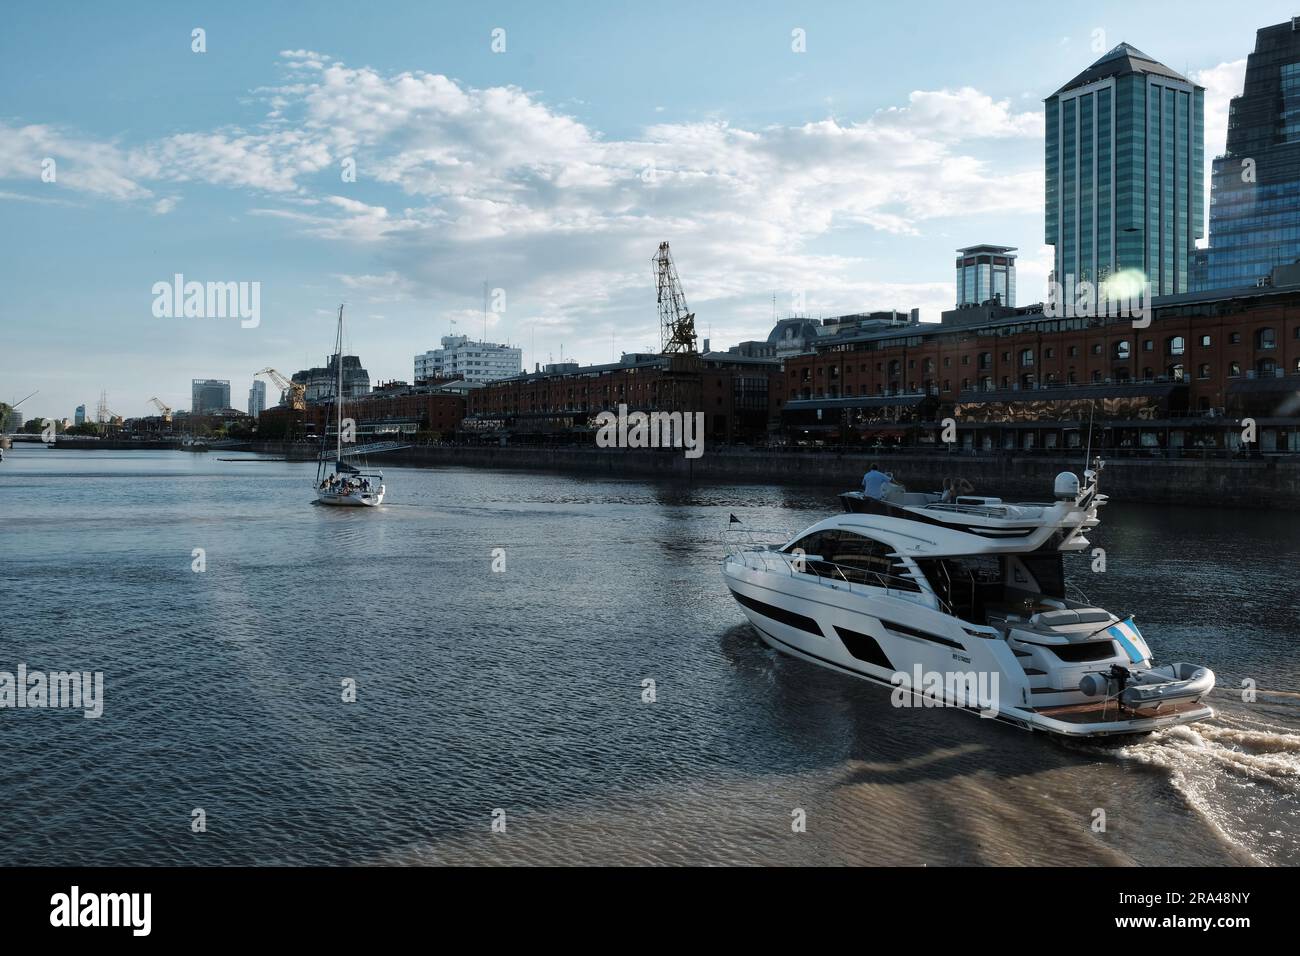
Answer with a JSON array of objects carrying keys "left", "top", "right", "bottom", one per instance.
[{"left": 336, "top": 305, "right": 344, "bottom": 465}]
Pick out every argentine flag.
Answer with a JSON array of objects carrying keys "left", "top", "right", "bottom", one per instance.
[{"left": 1107, "top": 617, "right": 1150, "bottom": 664}]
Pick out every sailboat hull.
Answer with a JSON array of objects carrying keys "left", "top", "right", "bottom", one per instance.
[{"left": 316, "top": 486, "right": 385, "bottom": 507}]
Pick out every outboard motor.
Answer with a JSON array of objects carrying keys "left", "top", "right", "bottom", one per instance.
[{"left": 1079, "top": 664, "right": 1131, "bottom": 698}]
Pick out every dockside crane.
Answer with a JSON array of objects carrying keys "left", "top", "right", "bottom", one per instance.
[
  {"left": 254, "top": 368, "right": 306, "bottom": 410},
  {"left": 149, "top": 397, "right": 173, "bottom": 422},
  {"left": 652, "top": 241, "right": 698, "bottom": 354}
]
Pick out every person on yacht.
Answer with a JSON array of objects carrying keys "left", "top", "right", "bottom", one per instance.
[{"left": 862, "top": 463, "right": 893, "bottom": 499}]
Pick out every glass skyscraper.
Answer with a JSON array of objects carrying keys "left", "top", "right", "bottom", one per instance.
[
  {"left": 955, "top": 244, "right": 1017, "bottom": 307},
  {"left": 1194, "top": 18, "right": 1300, "bottom": 291},
  {"left": 1045, "top": 43, "right": 1205, "bottom": 296}
]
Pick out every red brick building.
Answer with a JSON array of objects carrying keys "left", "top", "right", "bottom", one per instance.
[
  {"left": 464, "top": 352, "right": 782, "bottom": 444},
  {"left": 781, "top": 277, "right": 1300, "bottom": 454},
  {"left": 256, "top": 382, "right": 466, "bottom": 441}
]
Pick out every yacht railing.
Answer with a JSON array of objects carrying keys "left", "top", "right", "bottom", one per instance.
[
  {"left": 918, "top": 501, "right": 1012, "bottom": 518},
  {"left": 727, "top": 549, "right": 950, "bottom": 614}
]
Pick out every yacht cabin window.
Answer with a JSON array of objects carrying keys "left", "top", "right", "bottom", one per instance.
[{"left": 784, "top": 530, "right": 921, "bottom": 591}]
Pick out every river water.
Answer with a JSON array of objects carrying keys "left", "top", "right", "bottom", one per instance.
[{"left": 1, "top": 447, "right": 1297, "bottom": 866}]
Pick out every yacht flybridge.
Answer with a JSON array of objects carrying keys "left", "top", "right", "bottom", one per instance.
[{"left": 721, "top": 462, "right": 1216, "bottom": 738}]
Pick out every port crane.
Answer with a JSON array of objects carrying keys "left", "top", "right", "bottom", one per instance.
[
  {"left": 652, "top": 241, "right": 698, "bottom": 354},
  {"left": 149, "top": 397, "right": 173, "bottom": 422},
  {"left": 254, "top": 368, "right": 306, "bottom": 410}
]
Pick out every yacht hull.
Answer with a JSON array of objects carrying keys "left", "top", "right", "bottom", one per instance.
[{"left": 722, "top": 554, "right": 1213, "bottom": 738}]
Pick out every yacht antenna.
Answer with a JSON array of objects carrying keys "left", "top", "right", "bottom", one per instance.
[{"left": 1084, "top": 400, "right": 1095, "bottom": 469}]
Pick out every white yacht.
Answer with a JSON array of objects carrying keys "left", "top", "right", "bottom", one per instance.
[{"left": 721, "top": 462, "right": 1215, "bottom": 738}]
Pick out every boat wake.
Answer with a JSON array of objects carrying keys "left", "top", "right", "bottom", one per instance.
[{"left": 1114, "top": 707, "right": 1300, "bottom": 865}]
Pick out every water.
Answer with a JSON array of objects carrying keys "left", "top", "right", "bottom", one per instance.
[{"left": 1, "top": 446, "right": 1297, "bottom": 866}]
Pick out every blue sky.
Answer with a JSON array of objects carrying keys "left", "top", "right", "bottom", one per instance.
[{"left": 2, "top": 0, "right": 1293, "bottom": 420}]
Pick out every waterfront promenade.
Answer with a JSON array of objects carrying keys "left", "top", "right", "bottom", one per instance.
[{"left": 234, "top": 441, "right": 1300, "bottom": 509}]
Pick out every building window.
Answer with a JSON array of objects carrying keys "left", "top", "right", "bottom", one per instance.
[
  {"left": 961, "top": 355, "right": 970, "bottom": 366},
  {"left": 942, "top": 379, "right": 950, "bottom": 392},
  {"left": 1198, "top": 364, "right": 1211, "bottom": 379},
  {"left": 1166, "top": 336, "right": 1185, "bottom": 356},
  {"left": 1045, "top": 347, "right": 1055, "bottom": 359},
  {"left": 1114, "top": 341, "right": 1131, "bottom": 360},
  {"left": 1230, "top": 332, "right": 1241, "bottom": 345},
  {"left": 943, "top": 357, "right": 952, "bottom": 368},
  {"left": 1020, "top": 373, "right": 1036, "bottom": 389},
  {"left": 1143, "top": 340, "right": 1154, "bottom": 352},
  {"left": 1142, "top": 367, "right": 1154, "bottom": 381},
  {"left": 1091, "top": 343, "right": 1102, "bottom": 355},
  {"left": 1229, "top": 362, "right": 1242, "bottom": 377},
  {"left": 888, "top": 360, "right": 900, "bottom": 376},
  {"left": 1167, "top": 364, "right": 1185, "bottom": 382},
  {"left": 1091, "top": 370, "right": 1102, "bottom": 383},
  {"left": 1199, "top": 334, "right": 1212, "bottom": 348},
  {"left": 978, "top": 352, "right": 992, "bottom": 369},
  {"left": 1257, "top": 358, "right": 1277, "bottom": 376},
  {"left": 1019, "top": 349, "right": 1034, "bottom": 366},
  {"left": 1257, "top": 328, "right": 1276, "bottom": 350},
  {"left": 1113, "top": 367, "right": 1131, "bottom": 382},
  {"left": 1002, "top": 351, "right": 1011, "bottom": 363},
  {"left": 976, "top": 377, "right": 988, "bottom": 392},
  {"left": 1068, "top": 346, "right": 1079, "bottom": 358}
]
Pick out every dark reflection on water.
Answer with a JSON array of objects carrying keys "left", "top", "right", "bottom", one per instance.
[{"left": 0, "top": 449, "right": 1296, "bottom": 865}]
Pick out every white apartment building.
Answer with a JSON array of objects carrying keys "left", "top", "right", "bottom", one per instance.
[{"left": 414, "top": 335, "right": 522, "bottom": 385}]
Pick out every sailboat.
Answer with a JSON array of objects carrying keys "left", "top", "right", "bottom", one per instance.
[{"left": 314, "top": 305, "right": 385, "bottom": 507}]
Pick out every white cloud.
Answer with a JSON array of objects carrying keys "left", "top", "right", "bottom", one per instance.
[{"left": 0, "top": 50, "right": 1049, "bottom": 347}]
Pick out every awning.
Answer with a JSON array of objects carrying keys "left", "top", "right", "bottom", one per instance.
[
  {"left": 957, "top": 382, "right": 1183, "bottom": 403},
  {"left": 1227, "top": 374, "right": 1300, "bottom": 394},
  {"left": 785, "top": 393, "right": 929, "bottom": 412}
]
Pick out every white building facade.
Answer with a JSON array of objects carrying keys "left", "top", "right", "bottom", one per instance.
[
  {"left": 414, "top": 335, "right": 522, "bottom": 385},
  {"left": 248, "top": 380, "right": 267, "bottom": 418}
]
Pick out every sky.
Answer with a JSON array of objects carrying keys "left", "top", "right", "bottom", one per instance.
[{"left": 1, "top": 0, "right": 1292, "bottom": 421}]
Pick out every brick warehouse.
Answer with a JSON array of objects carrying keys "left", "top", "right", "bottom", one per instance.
[
  {"left": 463, "top": 352, "right": 780, "bottom": 445},
  {"left": 256, "top": 381, "right": 466, "bottom": 442},
  {"left": 781, "top": 267, "right": 1300, "bottom": 455}
]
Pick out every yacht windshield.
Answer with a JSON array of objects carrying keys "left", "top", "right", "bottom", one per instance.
[{"left": 784, "top": 530, "right": 921, "bottom": 592}]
